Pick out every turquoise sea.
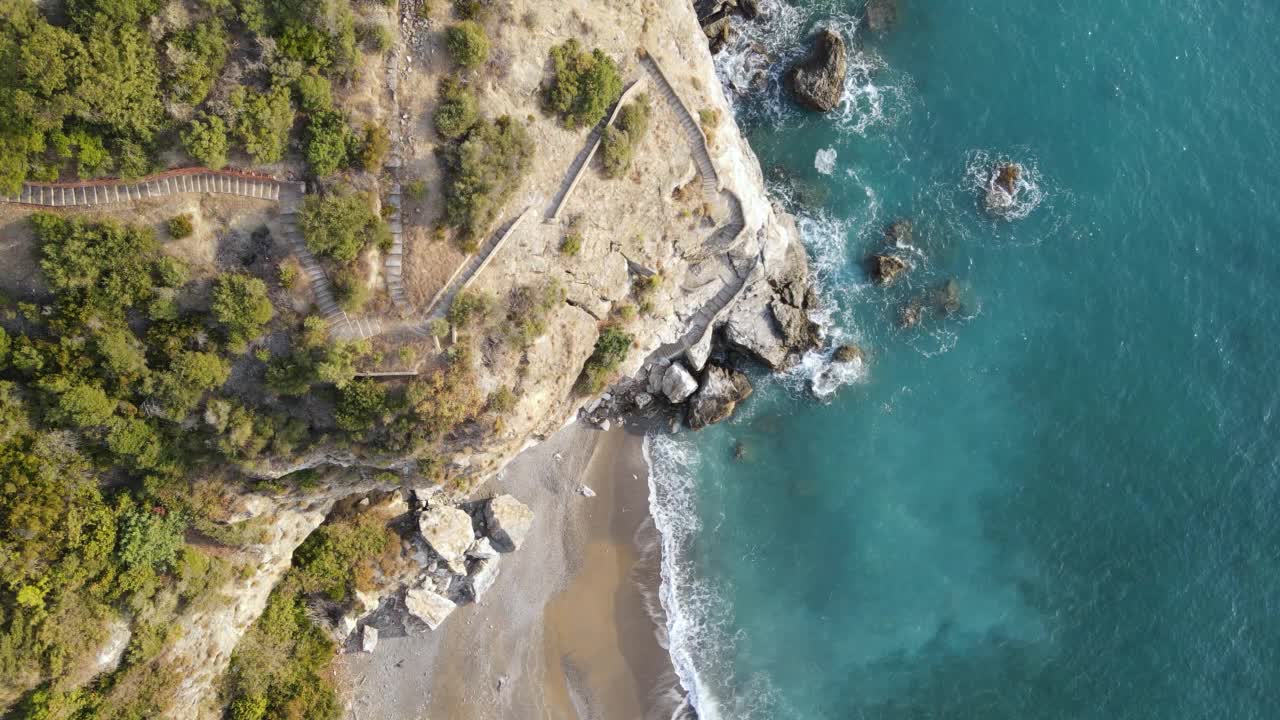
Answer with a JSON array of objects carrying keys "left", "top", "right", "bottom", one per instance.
[{"left": 647, "top": 1, "right": 1280, "bottom": 718}]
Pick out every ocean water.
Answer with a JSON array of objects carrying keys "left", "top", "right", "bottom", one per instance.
[{"left": 648, "top": 1, "right": 1280, "bottom": 718}]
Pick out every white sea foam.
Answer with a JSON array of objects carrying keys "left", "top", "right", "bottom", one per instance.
[{"left": 814, "top": 147, "right": 837, "bottom": 175}]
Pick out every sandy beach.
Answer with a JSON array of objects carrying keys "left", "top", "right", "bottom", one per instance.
[{"left": 338, "top": 421, "right": 681, "bottom": 719}]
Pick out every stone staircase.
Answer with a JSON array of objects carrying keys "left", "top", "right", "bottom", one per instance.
[
  {"left": 546, "top": 78, "right": 648, "bottom": 222},
  {"left": 640, "top": 52, "right": 720, "bottom": 202},
  {"left": 384, "top": 182, "right": 409, "bottom": 312},
  {"left": 275, "top": 184, "right": 351, "bottom": 334},
  {"left": 0, "top": 169, "right": 284, "bottom": 207}
]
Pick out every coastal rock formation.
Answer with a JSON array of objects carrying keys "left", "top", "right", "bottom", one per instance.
[
  {"left": 869, "top": 254, "right": 908, "bottom": 286},
  {"left": 405, "top": 584, "right": 458, "bottom": 631},
  {"left": 898, "top": 300, "right": 923, "bottom": 328},
  {"left": 467, "top": 557, "right": 501, "bottom": 601},
  {"left": 418, "top": 506, "right": 475, "bottom": 574},
  {"left": 688, "top": 365, "right": 754, "bottom": 429},
  {"left": 985, "top": 162, "right": 1024, "bottom": 214},
  {"left": 885, "top": 218, "right": 913, "bottom": 245},
  {"left": 770, "top": 298, "right": 821, "bottom": 351},
  {"left": 484, "top": 495, "right": 534, "bottom": 552},
  {"left": 934, "top": 279, "right": 963, "bottom": 315},
  {"left": 864, "top": 0, "right": 898, "bottom": 32},
  {"left": 834, "top": 344, "right": 865, "bottom": 363},
  {"left": 789, "top": 30, "right": 848, "bottom": 112},
  {"left": 662, "top": 362, "right": 700, "bottom": 403},
  {"left": 686, "top": 329, "right": 713, "bottom": 372}
]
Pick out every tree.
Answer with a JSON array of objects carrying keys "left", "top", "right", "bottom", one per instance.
[
  {"left": 543, "top": 40, "right": 622, "bottom": 128},
  {"left": 580, "top": 325, "right": 632, "bottom": 393},
  {"left": 231, "top": 86, "right": 296, "bottom": 165},
  {"left": 211, "top": 273, "right": 275, "bottom": 349},
  {"left": 433, "top": 78, "right": 478, "bottom": 140},
  {"left": 445, "top": 21, "right": 488, "bottom": 69},
  {"left": 52, "top": 383, "right": 116, "bottom": 428},
  {"left": 294, "top": 73, "right": 334, "bottom": 115},
  {"left": 182, "top": 115, "right": 229, "bottom": 170},
  {"left": 154, "top": 351, "right": 230, "bottom": 418},
  {"left": 334, "top": 379, "right": 387, "bottom": 433}
]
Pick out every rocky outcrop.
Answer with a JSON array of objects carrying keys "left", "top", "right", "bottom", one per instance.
[
  {"left": 869, "top": 254, "right": 908, "bottom": 286},
  {"left": 662, "top": 362, "right": 699, "bottom": 403},
  {"left": 833, "top": 344, "right": 864, "bottom": 363},
  {"left": 688, "top": 364, "right": 754, "bottom": 429},
  {"left": 770, "top": 299, "right": 820, "bottom": 352},
  {"left": 418, "top": 506, "right": 475, "bottom": 574},
  {"left": 484, "top": 495, "right": 534, "bottom": 552},
  {"left": 405, "top": 583, "right": 457, "bottom": 631},
  {"left": 864, "top": 0, "right": 898, "bottom": 32},
  {"left": 789, "top": 30, "right": 847, "bottom": 112}
]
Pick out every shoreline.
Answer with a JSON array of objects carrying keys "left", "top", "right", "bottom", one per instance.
[{"left": 338, "top": 420, "right": 681, "bottom": 719}]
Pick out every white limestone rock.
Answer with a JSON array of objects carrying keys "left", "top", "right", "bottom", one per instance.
[
  {"left": 467, "top": 556, "right": 501, "bottom": 601},
  {"left": 484, "top": 494, "right": 534, "bottom": 552},
  {"left": 360, "top": 626, "right": 379, "bottom": 653},
  {"left": 418, "top": 505, "right": 475, "bottom": 574},
  {"left": 404, "top": 584, "right": 457, "bottom": 631},
  {"left": 661, "top": 362, "right": 699, "bottom": 404}
]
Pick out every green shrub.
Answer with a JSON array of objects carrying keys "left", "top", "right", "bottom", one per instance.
[
  {"left": 445, "top": 21, "right": 489, "bottom": 68},
  {"left": 358, "top": 21, "right": 393, "bottom": 53},
  {"left": 295, "top": 73, "right": 335, "bottom": 115},
  {"left": 486, "top": 386, "right": 516, "bottom": 413},
  {"left": 182, "top": 115, "right": 229, "bottom": 169},
  {"left": 231, "top": 86, "right": 296, "bottom": 165},
  {"left": 560, "top": 231, "right": 582, "bottom": 256},
  {"left": 300, "top": 189, "right": 387, "bottom": 264},
  {"left": 278, "top": 261, "right": 300, "bottom": 289},
  {"left": 332, "top": 266, "right": 369, "bottom": 313},
  {"left": 601, "top": 94, "right": 651, "bottom": 178},
  {"left": 406, "top": 179, "right": 428, "bottom": 201},
  {"left": 502, "top": 281, "right": 561, "bottom": 348},
  {"left": 447, "top": 290, "right": 490, "bottom": 328},
  {"left": 433, "top": 78, "right": 479, "bottom": 140},
  {"left": 334, "top": 378, "right": 388, "bottom": 433},
  {"left": 304, "top": 110, "right": 354, "bottom": 177},
  {"left": 211, "top": 273, "right": 275, "bottom": 349},
  {"left": 543, "top": 39, "right": 622, "bottom": 128},
  {"left": 452, "top": 0, "right": 492, "bottom": 19},
  {"left": 441, "top": 116, "right": 534, "bottom": 239},
  {"left": 167, "top": 214, "right": 194, "bottom": 239},
  {"left": 170, "top": 17, "right": 230, "bottom": 106},
  {"left": 358, "top": 123, "right": 391, "bottom": 171},
  {"left": 579, "top": 325, "right": 632, "bottom": 393}
]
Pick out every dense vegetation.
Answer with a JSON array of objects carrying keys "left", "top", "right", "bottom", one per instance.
[
  {"left": 543, "top": 39, "right": 623, "bottom": 129},
  {"left": 0, "top": 0, "right": 392, "bottom": 194},
  {"left": 440, "top": 116, "right": 534, "bottom": 245},
  {"left": 579, "top": 325, "right": 633, "bottom": 393}
]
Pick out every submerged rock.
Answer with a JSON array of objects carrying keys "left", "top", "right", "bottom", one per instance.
[
  {"left": 885, "top": 219, "right": 913, "bottom": 245},
  {"left": 732, "top": 440, "right": 749, "bottom": 461},
  {"left": 788, "top": 29, "right": 847, "bottom": 112},
  {"left": 404, "top": 584, "right": 457, "bottom": 631},
  {"left": 418, "top": 505, "right": 475, "bottom": 575},
  {"left": 868, "top": 254, "right": 908, "bottom": 286},
  {"left": 484, "top": 494, "right": 534, "bottom": 552},
  {"left": 897, "top": 300, "right": 923, "bottom": 328},
  {"left": 662, "top": 362, "right": 700, "bottom": 404},
  {"left": 688, "top": 365, "right": 754, "bottom": 430},
  {"left": 864, "top": 0, "right": 898, "bottom": 32},
  {"left": 934, "top": 278, "right": 963, "bottom": 315}
]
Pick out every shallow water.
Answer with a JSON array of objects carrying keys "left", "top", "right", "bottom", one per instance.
[{"left": 650, "top": 1, "right": 1280, "bottom": 718}]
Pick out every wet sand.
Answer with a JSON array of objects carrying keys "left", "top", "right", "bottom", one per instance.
[{"left": 339, "top": 421, "right": 678, "bottom": 719}]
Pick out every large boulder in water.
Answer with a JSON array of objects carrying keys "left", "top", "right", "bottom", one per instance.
[
  {"left": 770, "top": 299, "right": 821, "bottom": 352},
  {"left": 868, "top": 254, "right": 908, "bottom": 285},
  {"left": 788, "top": 29, "right": 847, "bottom": 112},
  {"left": 418, "top": 505, "right": 474, "bottom": 575},
  {"left": 833, "top": 344, "right": 865, "bottom": 364},
  {"left": 864, "top": 0, "right": 898, "bottom": 32},
  {"left": 688, "top": 365, "right": 754, "bottom": 430},
  {"left": 483, "top": 494, "right": 534, "bottom": 552}
]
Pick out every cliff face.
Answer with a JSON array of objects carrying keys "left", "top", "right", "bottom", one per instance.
[{"left": 163, "top": 2, "right": 816, "bottom": 712}]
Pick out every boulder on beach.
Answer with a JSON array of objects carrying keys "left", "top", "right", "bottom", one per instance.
[
  {"left": 405, "top": 584, "right": 457, "bottom": 631},
  {"left": 418, "top": 505, "right": 475, "bottom": 575},
  {"left": 466, "top": 537, "right": 499, "bottom": 560},
  {"left": 662, "top": 362, "right": 700, "bottom": 404},
  {"left": 360, "top": 626, "right": 378, "bottom": 653},
  {"left": 868, "top": 254, "right": 908, "bottom": 286},
  {"left": 484, "top": 494, "right": 534, "bottom": 552},
  {"left": 467, "top": 556, "right": 501, "bottom": 601},
  {"left": 788, "top": 29, "right": 847, "bottom": 112},
  {"left": 864, "top": 0, "right": 898, "bottom": 32},
  {"left": 688, "top": 365, "right": 754, "bottom": 430}
]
